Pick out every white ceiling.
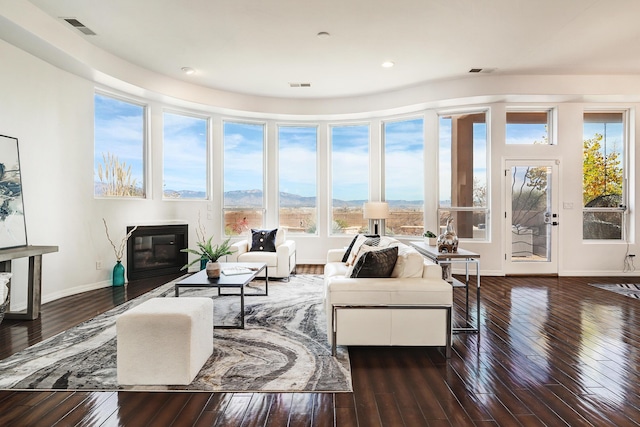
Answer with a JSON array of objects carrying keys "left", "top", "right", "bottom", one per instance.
[{"left": 26, "top": 0, "right": 640, "bottom": 99}]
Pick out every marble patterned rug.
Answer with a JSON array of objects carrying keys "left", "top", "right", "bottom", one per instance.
[
  {"left": 588, "top": 283, "right": 640, "bottom": 300},
  {"left": 0, "top": 274, "right": 352, "bottom": 392}
]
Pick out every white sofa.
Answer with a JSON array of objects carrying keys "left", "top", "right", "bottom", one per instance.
[
  {"left": 228, "top": 228, "right": 296, "bottom": 280},
  {"left": 324, "top": 235, "right": 453, "bottom": 357}
]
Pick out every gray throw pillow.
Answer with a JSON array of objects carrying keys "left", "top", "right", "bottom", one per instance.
[{"left": 350, "top": 246, "right": 398, "bottom": 278}]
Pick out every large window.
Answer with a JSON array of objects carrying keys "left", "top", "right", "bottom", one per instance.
[
  {"left": 583, "top": 111, "right": 626, "bottom": 240},
  {"left": 384, "top": 117, "right": 424, "bottom": 236},
  {"left": 278, "top": 125, "right": 317, "bottom": 234},
  {"left": 506, "top": 110, "right": 552, "bottom": 145},
  {"left": 163, "top": 112, "right": 208, "bottom": 199},
  {"left": 330, "top": 124, "right": 370, "bottom": 234},
  {"left": 438, "top": 111, "right": 488, "bottom": 240},
  {"left": 223, "top": 121, "right": 265, "bottom": 235},
  {"left": 94, "top": 93, "right": 146, "bottom": 197}
]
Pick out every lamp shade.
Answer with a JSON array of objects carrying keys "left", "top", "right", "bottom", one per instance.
[{"left": 363, "top": 202, "right": 390, "bottom": 219}]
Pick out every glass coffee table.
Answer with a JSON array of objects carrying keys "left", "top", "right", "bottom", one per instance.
[{"left": 174, "top": 262, "right": 268, "bottom": 329}]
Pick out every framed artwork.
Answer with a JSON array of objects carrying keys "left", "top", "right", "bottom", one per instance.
[{"left": 0, "top": 135, "right": 27, "bottom": 248}]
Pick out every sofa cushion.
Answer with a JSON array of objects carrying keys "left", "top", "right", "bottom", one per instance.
[
  {"left": 390, "top": 244, "right": 425, "bottom": 278},
  {"left": 250, "top": 228, "right": 278, "bottom": 252},
  {"left": 350, "top": 245, "right": 398, "bottom": 278}
]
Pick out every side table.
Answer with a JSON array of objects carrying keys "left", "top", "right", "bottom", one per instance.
[
  {"left": 0, "top": 245, "right": 59, "bottom": 320},
  {"left": 410, "top": 241, "right": 480, "bottom": 334}
]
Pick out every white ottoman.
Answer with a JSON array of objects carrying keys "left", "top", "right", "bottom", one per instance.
[{"left": 116, "top": 297, "right": 213, "bottom": 385}]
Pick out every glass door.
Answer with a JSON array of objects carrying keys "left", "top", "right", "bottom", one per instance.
[{"left": 505, "top": 160, "right": 559, "bottom": 275}]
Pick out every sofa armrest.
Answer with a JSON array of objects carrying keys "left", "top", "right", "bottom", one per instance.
[
  {"left": 276, "top": 240, "right": 296, "bottom": 258},
  {"left": 422, "top": 259, "right": 443, "bottom": 280},
  {"left": 275, "top": 240, "right": 296, "bottom": 276},
  {"left": 327, "top": 248, "right": 346, "bottom": 263},
  {"left": 227, "top": 240, "right": 249, "bottom": 262}
]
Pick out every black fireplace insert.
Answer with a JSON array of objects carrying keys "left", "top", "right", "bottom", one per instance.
[{"left": 126, "top": 224, "right": 188, "bottom": 280}]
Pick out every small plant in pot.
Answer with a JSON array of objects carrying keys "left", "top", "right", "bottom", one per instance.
[
  {"left": 423, "top": 230, "right": 437, "bottom": 246},
  {"left": 181, "top": 237, "right": 235, "bottom": 279}
]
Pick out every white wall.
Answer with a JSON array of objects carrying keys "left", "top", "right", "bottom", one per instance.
[{"left": 1, "top": 8, "right": 640, "bottom": 308}]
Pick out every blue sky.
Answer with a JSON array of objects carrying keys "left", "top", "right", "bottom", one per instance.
[
  {"left": 163, "top": 112, "right": 207, "bottom": 194},
  {"left": 384, "top": 118, "right": 424, "bottom": 201},
  {"left": 223, "top": 121, "right": 264, "bottom": 195},
  {"left": 279, "top": 126, "right": 317, "bottom": 198},
  {"left": 331, "top": 125, "right": 369, "bottom": 201},
  {"left": 94, "top": 94, "right": 145, "bottom": 190}
]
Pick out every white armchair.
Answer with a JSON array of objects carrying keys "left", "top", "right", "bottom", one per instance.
[{"left": 227, "top": 228, "right": 296, "bottom": 280}]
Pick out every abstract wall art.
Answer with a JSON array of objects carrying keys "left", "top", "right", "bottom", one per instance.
[{"left": 0, "top": 135, "right": 27, "bottom": 248}]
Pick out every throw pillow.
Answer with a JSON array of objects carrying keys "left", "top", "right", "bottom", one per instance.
[
  {"left": 341, "top": 235, "right": 359, "bottom": 263},
  {"left": 250, "top": 228, "right": 278, "bottom": 252},
  {"left": 350, "top": 246, "right": 398, "bottom": 278},
  {"left": 341, "top": 234, "right": 380, "bottom": 263}
]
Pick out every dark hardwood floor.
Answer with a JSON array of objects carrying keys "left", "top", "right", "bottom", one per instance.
[{"left": 1, "top": 267, "right": 640, "bottom": 426}]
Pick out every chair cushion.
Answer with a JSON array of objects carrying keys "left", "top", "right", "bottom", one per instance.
[{"left": 250, "top": 228, "right": 278, "bottom": 252}]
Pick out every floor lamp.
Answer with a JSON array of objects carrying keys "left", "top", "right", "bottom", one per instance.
[{"left": 363, "top": 202, "right": 389, "bottom": 235}]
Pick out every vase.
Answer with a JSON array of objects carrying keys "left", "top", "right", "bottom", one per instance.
[
  {"left": 437, "top": 217, "right": 459, "bottom": 253},
  {"left": 112, "top": 260, "right": 126, "bottom": 287},
  {"left": 200, "top": 258, "right": 208, "bottom": 271},
  {"left": 205, "top": 261, "right": 221, "bottom": 279}
]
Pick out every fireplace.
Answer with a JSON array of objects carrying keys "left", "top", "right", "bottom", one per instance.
[{"left": 126, "top": 224, "right": 188, "bottom": 280}]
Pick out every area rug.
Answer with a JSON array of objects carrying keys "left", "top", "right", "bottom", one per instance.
[
  {"left": 0, "top": 274, "right": 352, "bottom": 392},
  {"left": 588, "top": 283, "right": 640, "bottom": 300}
]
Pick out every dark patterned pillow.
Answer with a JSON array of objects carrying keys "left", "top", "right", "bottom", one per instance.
[
  {"left": 341, "top": 234, "right": 380, "bottom": 263},
  {"left": 350, "top": 246, "right": 398, "bottom": 278},
  {"left": 250, "top": 228, "right": 278, "bottom": 252}
]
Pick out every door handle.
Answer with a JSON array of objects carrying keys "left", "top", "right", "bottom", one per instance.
[{"left": 552, "top": 222, "right": 559, "bottom": 226}]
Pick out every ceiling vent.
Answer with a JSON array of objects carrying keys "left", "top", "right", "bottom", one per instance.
[
  {"left": 469, "top": 68, "right": 496, "bottom": 74},
  {"left": 289, "top": 82, "right": 312, "bottom": 88},
  {"left": 62, "top": 18, "right": 96, "bottom": 35}
]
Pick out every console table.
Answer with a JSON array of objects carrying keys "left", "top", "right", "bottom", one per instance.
[
  {"left": 0, "top": 245, "right": 59, "bottom": 320},
  {"left": 410, "top": 241, "right": 480, "bottom": 333}
]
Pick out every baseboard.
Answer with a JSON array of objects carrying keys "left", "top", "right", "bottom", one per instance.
[
  {"left": 559, "top": 270, "right": 640, "bottom": 277},
  {"left": 42, "top": 280, "right": 112, "bottom": 305}
]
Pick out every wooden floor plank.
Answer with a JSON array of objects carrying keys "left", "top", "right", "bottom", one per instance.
[
  {"left": 2, "top": 268, "right": 640, "bottom": 426},
  {"left": 58, "top": 392, "right": 119, "bottom": 427}
]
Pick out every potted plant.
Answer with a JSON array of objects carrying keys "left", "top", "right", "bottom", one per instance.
[
  {"left": 181, "top": 236, "right": 235, "bottom": 279},
  {"left": 423, "top": 230, "right": 437, "bottom": 246}
]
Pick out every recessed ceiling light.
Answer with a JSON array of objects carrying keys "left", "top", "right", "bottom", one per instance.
[
  {"left": 181, "top": 67, "right": 195, "bottom": 75},
  {"left": 381, "top": 61, "right": 395, "bottom": 68},
  {"left": 317, "top": 31, "right": 330, "bottom": 39}
]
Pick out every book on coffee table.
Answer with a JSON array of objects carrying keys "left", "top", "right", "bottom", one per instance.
[{"left": 222, "top": 266, "right": 253, "bottom": 276}]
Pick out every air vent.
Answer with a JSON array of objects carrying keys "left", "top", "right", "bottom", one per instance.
[
  {"left": 469, "top": 68, "right": 496, "bottom": 74},
  {"left": 289, "top": 82, "right": 312, "bottom": 88},
  {"left": 62, "top": 17, "right": 96, "bottom": 35}
]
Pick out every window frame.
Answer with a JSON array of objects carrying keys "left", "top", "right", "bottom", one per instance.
[
  {"left": 328, "top": 122, "right": 371, "bottom": 236},
  {"left": 437, "top": 108, "right": 490, "bottom": 241},
  {"left": 94, "top": 90, "right": 148, "bottom": 199},
  {"left": 161, "top": 108, "right": 210, "bottom": 200},
  {"left": 582, "top": 109, "right": 629, "bottom": 241},
  {"left": 382, "top": 115, "right": 426, "bottom": 237},
  {"left": 277, "top": 123, "right": 319, "bottom": 235},
  {"left": 505, "top": 107, "right": 555, "bottom": 145},
  {"left": 222, "top": 119, "right": 267, "bottom": 235}
]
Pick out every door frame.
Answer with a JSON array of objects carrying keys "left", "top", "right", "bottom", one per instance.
[{"left": 503, "top": 159, "right": 560, "bottom": 275}]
